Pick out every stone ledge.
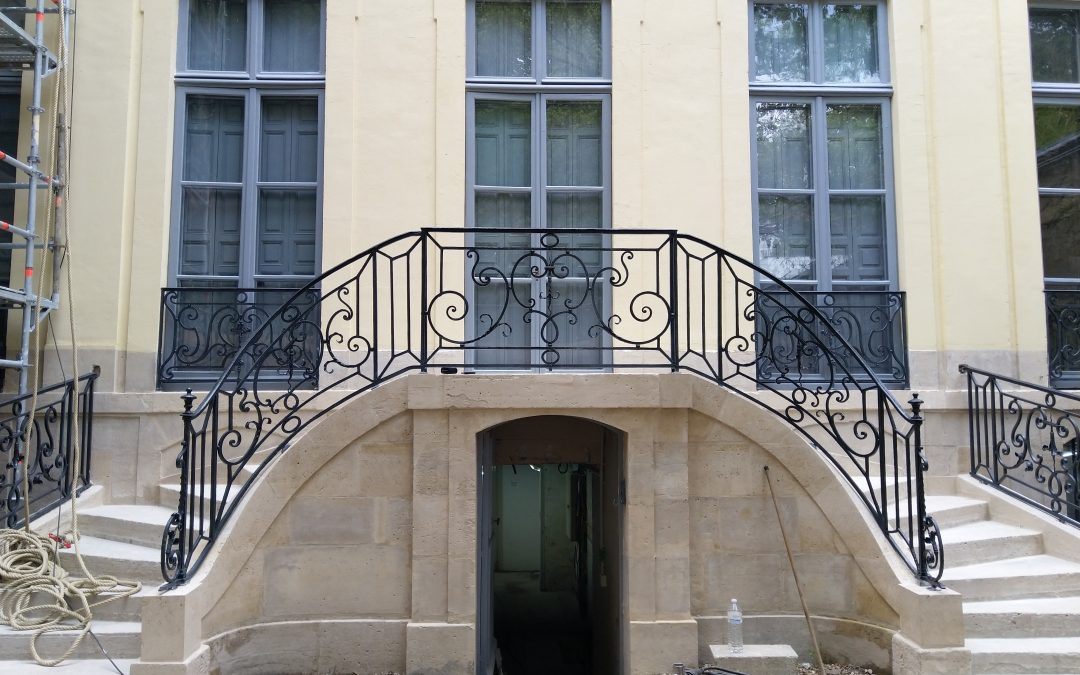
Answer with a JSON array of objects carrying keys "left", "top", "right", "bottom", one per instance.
[{"left": 707, "top": 643, "right": 798, "bottom": 675}]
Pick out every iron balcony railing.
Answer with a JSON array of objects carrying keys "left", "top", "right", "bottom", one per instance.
[
  {"left": 159, "top": 228, "right": 938, "bottom": 589},
  {"left": 157, "top": 287, "right": 321, "bottom": 388},
  {"left": 757, "top": 289, "right": 908, "bottom": 387},
  {"left": 1046, "top": 288, "right": 1080, "bottom": 389},
  {"left": 0, "top": 370, "right": 98, "bottom": 528},
  {"left": 962, "top": 364, "right": 1080, "bottom": 525}
]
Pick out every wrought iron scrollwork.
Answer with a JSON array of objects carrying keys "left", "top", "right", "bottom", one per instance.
[
  {"left": 0, "top": 372, "right": 98, "bottom": 529},
  {"left": 157, "top": 287, "right": 322, "bottom": 387},
  {"left": 1047, "top": 289, "right": 1080, "bottom": 388},
  {"left": 159, "top": 229, "right": 933, "bottom": 589},
  {"left": 923, "top": 515, "right": 945, "bottom": 584},
  {"left": 963, "top": 364, "right": 1080, "bottom": 525}
]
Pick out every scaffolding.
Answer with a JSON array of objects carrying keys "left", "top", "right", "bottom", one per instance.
[{"left": 0, "top": 0, "right": 71, "bottom": 403}]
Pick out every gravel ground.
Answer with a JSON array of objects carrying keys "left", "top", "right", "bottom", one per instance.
[{"left": 797, "top": 664, "right": 877, "bottom": 675}]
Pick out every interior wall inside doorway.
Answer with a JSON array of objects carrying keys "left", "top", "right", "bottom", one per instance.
[{"left": 484, "top": 415, "right": 623, "bottom": 675}]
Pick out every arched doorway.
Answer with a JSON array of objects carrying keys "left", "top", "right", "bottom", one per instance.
[{"left": 477, "top": 416, "right": 625, "bottom": 675}]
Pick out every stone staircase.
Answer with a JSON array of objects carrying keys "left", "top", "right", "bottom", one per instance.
[
  {"left": 6, "top": 462, "right": 1080, "bottom": 673},
  {"left": 930, "top": 482, "right": 1080, "bottom": 675},
  {"left": 0, "top": 497, "right": 171, "bottom": 673}
]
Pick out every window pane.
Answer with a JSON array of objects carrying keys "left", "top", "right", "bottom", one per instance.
[
  {"left": 756, "top": 102, "right": 812, "bottom": 190},
  {"left": 753, "top": 3, "right": 809, "bottom": 82},
  {"left": 547, "top": 193, "right": 601, "bottom": 228},
  {"left": 546, "top": 279, "right": 603, "bottom": 366},
  {"left": 1030, "top": 9, "right": 1079, "bottom": 84},
  {"left": 476, "top": 1, "right": 533, "bottom": 77},
  {"left": 257, "top": 189, "right": 317, "bottom": 276},
  {"left": 184, "top": 96, "right": 245, "bottom": 183},
  {"left": 1041, "top": 195, "right": 1080, "bottom": 279},
  {"left": 475, "top": 100, "right": 532, "bottom": 187},
  {"left": 475, "top": 281, "right": 532, "bottom": 366},
  {"left": 823, "top": 4, "right": 880, "bottom": 83},
  {"left": 476, "top": 192, "right": 531, "bottom": 272},
  {"left": 829, "top": 195, "right": 886, "bottom": 281},
  {"left": 263, "top": 0, "right": 322, "bottom": 73},
  {"left": 758, "top": 195, "right": 815, "bottom": 281},
  {"left": 827, "top": 104, "right": 883, "bottom": 189},
  {"left": 1035, "top": 105, "right": 1080, "bottom": 189},
  {"left": 180, "top": 187, "right": 242, "bottom": 277},
  {"left": 260, "top": 97, "right": 320, "bottom": 183},
  {"left": 547, "top": 101, "right": 602, "bottom": 187},
  {"left": 547, "top": 192, "right": 602, "bottom": 266},
  {"left": 188, "top": 0, "right": 246, "bottom": 71},
  {"left": 547, "top": 0, "right": 603, "bottom": 78}
]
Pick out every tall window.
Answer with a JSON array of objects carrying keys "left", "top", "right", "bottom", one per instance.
[
  {"left": 161, "top": 0, "right": 324, "bottom": 386},
  {"left": 171, "top": 0, "right": 324, "bottom": 292},
  {"left": 748, "top": 1, "right": 907, "bottom": 384},
  {"left": 466, "top": 1, "right": 611, "bottom": 368},
  {"left": 1031, "top": 6, "right": 1080, "bottom": 386},
  {"left": 749, "top": 1, "right": 895, "bottom": 292}
]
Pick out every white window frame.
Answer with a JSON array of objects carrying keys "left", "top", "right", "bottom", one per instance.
[
  {"left": 748, "top": 0, "right": 898, "bottom": 291},
  {"left": 169, "top": 0, "right": 326, "bottom": 288}
]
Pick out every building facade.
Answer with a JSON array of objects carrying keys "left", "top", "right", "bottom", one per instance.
[{"left": 8, "top": 0, "right": 1080, "bottom": 673}]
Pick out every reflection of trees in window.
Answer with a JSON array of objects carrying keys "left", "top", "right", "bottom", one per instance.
[
  {"left": 823, "top": 4, "right": 878, "bottom": 83},
  {"left": 754, "top": 4, "right": 809, "bottom": 82},
  {"left": 1030, "top": 9, "right": 1079, "bottom": 84}
]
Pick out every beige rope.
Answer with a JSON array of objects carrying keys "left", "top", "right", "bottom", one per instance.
[{"left": 0, "top": 3, "right": 141, "bottom": 665}]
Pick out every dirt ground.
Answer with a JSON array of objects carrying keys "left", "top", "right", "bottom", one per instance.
[{"left": 797, "top": 664, "right": 877, "bottom": 675}]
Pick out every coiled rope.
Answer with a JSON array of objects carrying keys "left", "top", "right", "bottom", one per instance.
[{"left": 0, "top": 2, "right": 141, "bottom": 665}]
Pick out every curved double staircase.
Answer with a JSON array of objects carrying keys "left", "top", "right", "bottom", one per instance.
[{"left": 153, "top": 228, "right": 943, "bottom": 590}]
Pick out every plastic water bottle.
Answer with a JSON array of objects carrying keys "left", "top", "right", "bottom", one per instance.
[{"left": 727, "top": 598, "right": 743, "bottom": 653}]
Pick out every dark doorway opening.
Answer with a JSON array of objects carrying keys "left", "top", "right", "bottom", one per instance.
[{"left": 477, "top": 416, "right": 623, "bottom": 675}]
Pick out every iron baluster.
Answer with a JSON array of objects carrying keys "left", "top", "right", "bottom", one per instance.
[
  {"left": 420, "top": 231, "right": 429, "bottom": 371},
  {"left": 668, "top": 232, "right": 678, "bottom": 372}
]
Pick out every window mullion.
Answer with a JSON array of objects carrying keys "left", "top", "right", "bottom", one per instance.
[
  {"left": 812, "top": 96, "right": 832, "bottom": 291},
  {"left": 249, "top": 0, "right": 263, "bottom": 78},
  {"left": 535, "top": 0, "right": 546, "bottom": 83},
  {"left": 534, "top": 92, "right": 546, "bottom": 364},
  {"left": 241, "top": 88, "right": 260, "bottom": 288},
  {"left": 808, "top": 1, "right": 824, "bottom": 85}
]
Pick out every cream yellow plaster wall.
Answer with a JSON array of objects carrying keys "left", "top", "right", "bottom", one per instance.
[{"left": 44, "top": 0, "right": 1055, "bottom": 396}]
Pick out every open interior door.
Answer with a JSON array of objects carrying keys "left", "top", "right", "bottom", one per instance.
[{"left": 477, "top": 433, "right": 496, "bottom": 675}]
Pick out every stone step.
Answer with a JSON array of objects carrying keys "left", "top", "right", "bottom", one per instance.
[
  {"left": 57, "top": 536, "right": 161, "bottom": 585},
  {"left": 942, "top": 555, "right": 1080, "bottom": 601},
  {"left": 158, "top": 482, "right": 239, "bottom": 521},
  {"left": 940, "top": 521, "right": 1044, "bottom": 567},
  {"left": 0, "top": 621, "right": 140, "bottom": 661},
  {"left": 964, "top": 596, "right": 1080, "bottom": 638},
  {"left": 968, "top": 637, "right": 1080, "bottom": 674},
  {"left": 707, "top": 643, "right": 798, "bottom": 675},
  {"left": 0, "top": 659, "right": 136, "bottom": 674},
  {"left": 888, "top": 494, "right": 990, "bottom": 532},
  {"left": 922, "top": 494, "right": 990, "bottom": 528},
  {"left": 79, "top": 504, "right": 178, "bottom": 548}
]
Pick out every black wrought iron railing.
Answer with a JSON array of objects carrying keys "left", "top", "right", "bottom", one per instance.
[
  {"left": 757, "top": 289, "right": 908, "bottom": 386},
  {"left": 1047, "top": 288, "right": 1080, "bottom": 389},
  {"left": 0, "top": 370, "right": 98, "bottom": 528},
  {"left": 157, "top": 287, "right": 321, "bottom": 388},
  {"left": 160, "top": 228, "right": 939, "bottom": 589},
  {"left": 962, "top": 364, "right": 1080, "bottom": 524}
]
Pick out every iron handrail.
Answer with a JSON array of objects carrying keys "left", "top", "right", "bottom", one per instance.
[
  {"left": 160, "top": 228, "right": 940, "bottom": 589},
  {"left": 0, "top": 369, "right": 99, "bottom": 528},
  {"left": 961, "top": 363, "right": 1080, "bottom": 524}
]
